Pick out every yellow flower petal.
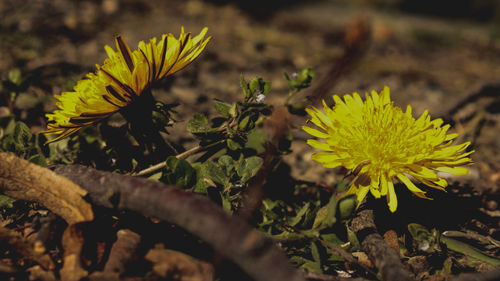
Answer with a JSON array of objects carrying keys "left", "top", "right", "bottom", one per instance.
[
  {"left": 44, "top": 27, "right": 210, "bottom": 143},
  {"left": 303, "top": 87, "right": 473, "bottom": 212},
  {"left": 387, "top": 180, "right": 397, "bottom": 213}
]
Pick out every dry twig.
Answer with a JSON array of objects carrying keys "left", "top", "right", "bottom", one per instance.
[
  {"left": 53, "top": 164, "right": 305, "bottom": 281},
  {"left": 350, "top": 206, "right": 415, "bottom": 281}
]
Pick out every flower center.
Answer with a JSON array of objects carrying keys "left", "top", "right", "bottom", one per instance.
[{"left": 343, "top": 104, "right": 430, "bottom": 173}]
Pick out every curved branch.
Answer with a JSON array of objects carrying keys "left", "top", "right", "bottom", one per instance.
[{"left": 53, "top": 164, "right": 305, "bottom": 281}]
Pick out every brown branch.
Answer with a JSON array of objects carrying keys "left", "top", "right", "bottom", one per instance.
[
  {"left": 350, "top": 206, "right": 415, "bottom": 281},
  {"left": 53, "top": 164, "right": 305, "bottom": 281}
]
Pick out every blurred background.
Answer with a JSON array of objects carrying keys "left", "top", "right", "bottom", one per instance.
[{"left": 1, "top": 0, "right": 499, "bottom": 191}]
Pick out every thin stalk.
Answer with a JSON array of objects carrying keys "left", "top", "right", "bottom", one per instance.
[{"left": 132, "top": 139, "right": 225, "bottom": 176}]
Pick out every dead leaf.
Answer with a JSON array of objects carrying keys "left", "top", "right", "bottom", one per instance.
[
  {"left": 351, "top": 251, "right": 373, "bottom": 268},
  {"left": 0, "top": 152, "right": 93, "bottom": 224},
  {"left": 145, "top": 247, "right": 214, "bottom": 281},
  {"left": 0, "top": 226, "right": 54, "bottom": 270},
  {"left": 383, "top": 230, "right": 400, "bottom": 254},
  {"left": 27, "top": 265, "right": 56, "bottom": 281}
]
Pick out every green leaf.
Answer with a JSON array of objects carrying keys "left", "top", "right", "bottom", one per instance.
[
  {"left": 249, "top": 77, "right": 261, "bottom": 94},
  {"left": 236, "top": 156, "right": 263, "bottom": 183},
  {"left": 28, "top": 154, "right": 47, "bottom": 167},
  {"left": 347, "top": 225, "right": 360, "bottom": 249},
  {"left": 163, "top": 156, "right": 196, "bottom": 188},
  {"left": 14, "top": 122, "right": 32, "bottom": 147},
  {"left": 312, "top": 195, "right": 337, "bottom": 229},
  {"left": 237, "top": 110, "right": 257, "bottom": 131},
  {"left": 229, "top": 103, "right": 238, "bottom": 118},
  {"left": 311, "top": 241, "right": 321, "bottom": 263},
  {"left": 289, "top": 202, "right": 310, "bottom": 227},
  {"left": 262, "top": 81, "right": 271, "bottom": 95},
  {"left": 187, "top": 114, "right": 217, "bottom": 134},
  {"left": 408, "top": 223, "right": 440, "bottom": 252},
  {"left": 240, "top": 74, "right": 251, "bottom": 99},
  {"left": 226, "top": 138, "right": 242, "bottom": 151},
  {"left": 221, "top": 194, "right": 232, "bottom": 213},
  {"left": 199, "top": 161, "right": 228, "bottom": 186},
  {"left": 245, "top": 128, "right": 267, "bottom": 154},
  {"left": 0, "top": 194, "right": 16, "bottom": 208},
  {"left": 337, "top": 195, "right": 356, "bottom": 220},
  {"left": 300, "top": 260, "right": 322, "bottom": 274},
  {"left": 218, "top": 155, "right": 235, "bottom": 176},
  {"left": 148, "top": 172, "right": 162, "bottom": 181},
  {"left": 238, "top": 115, "right": 250, "bottom": 130},
  {"left": 8, "top": 69, "right": 22, "bottom": 86},
  {"left": 248, "top": 77, "right": 271, "bottom": 97},
  {"left": 214, "top": 99, "right": 233, "bottom": 118},
  {"left": 284, "top": 67, "right": 314, "bottom": 90},
  {"left": 441, "top": 236, "right": 500, "bottom": 266}
]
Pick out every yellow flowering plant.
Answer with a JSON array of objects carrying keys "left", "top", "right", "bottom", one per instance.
[
  {"left": 303, "top": 86, "right": 474, "bottom": 212},
  {"left": 43, "top": 27, "right": 210, "bottom": 147}
]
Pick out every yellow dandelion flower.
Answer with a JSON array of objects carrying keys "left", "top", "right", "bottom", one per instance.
[
  {"left": 44, "top": 27, "right": 211, "bottom": 143},
  {"left": 302, "top": 86, "right": 474, "bottom": 212}
]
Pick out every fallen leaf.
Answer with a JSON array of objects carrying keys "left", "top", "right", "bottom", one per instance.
[
  {"left": 351, "top": 251, "right": 373, "bottom": 268},
  {"left": 383, "top": 230, "right": 400, "bottom": 254},
  {"left": 0, "top": 152, "right": 93, "bottom": 224}
]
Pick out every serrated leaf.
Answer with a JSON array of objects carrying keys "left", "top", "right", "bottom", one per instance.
[
  {"left": 164, "top": 156, "right": 196, "bottom": 188},
  {"left": 214, "top": 99, "right": 232, "bottom": 118},
  {"left": 14, "top": 122, "right": 32, "bottom": 147},
  {"left": 236, "top": 156, "right": 263, "bottom": 183}
]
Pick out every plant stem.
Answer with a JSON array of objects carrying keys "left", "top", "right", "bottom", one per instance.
[{"left": 132, "top": 139, "right": 225, "bottom": 176}]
